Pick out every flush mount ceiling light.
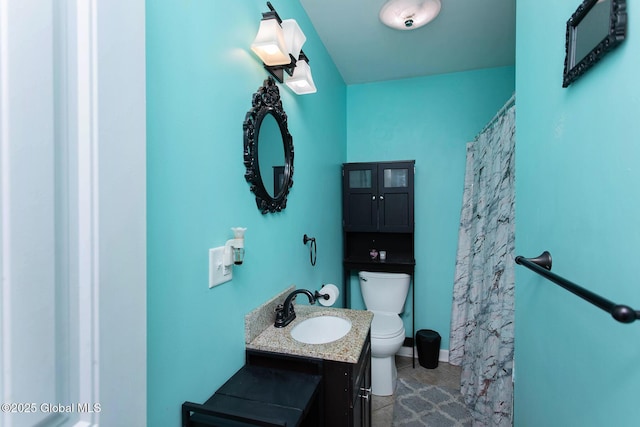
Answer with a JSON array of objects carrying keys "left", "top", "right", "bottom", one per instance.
[
  {"left": 250, "top": 2, "right": 316, "bottom": 95},
  {"left": 379, "top": 0, "right": 442, "bottom": 30}
]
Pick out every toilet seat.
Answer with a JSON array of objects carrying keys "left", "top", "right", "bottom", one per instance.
[{"left": 371, "top": 312, "right": 404, "bottom": 339}]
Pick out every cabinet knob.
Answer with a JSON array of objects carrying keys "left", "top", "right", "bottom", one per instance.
[
  {"left": 371, "top": 195, "right": 376, "bottom": 200},
  {"left": 379, "top": 195, "right": 384, "bottom": 200}
]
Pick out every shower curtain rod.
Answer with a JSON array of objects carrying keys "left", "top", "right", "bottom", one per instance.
[
  {"left": 515, "top": 251, "right": 640, "bottom": 324},
  {"left": 475, "top": 93, "right": 515, "bottom": 138}
]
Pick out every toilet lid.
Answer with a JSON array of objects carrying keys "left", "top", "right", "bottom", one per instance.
[{"left": 371, "top": 312, "right": 404, "bottom": 339}]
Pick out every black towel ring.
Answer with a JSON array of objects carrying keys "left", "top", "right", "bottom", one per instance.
[{"left": 303, "top": 234, "right": 317, "bottom": 266}]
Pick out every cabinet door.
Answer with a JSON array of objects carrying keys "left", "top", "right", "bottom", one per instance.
[
  {"left": 352, "top": 357, "right": 371, "bottom": 427},
  {"left": 352, "top": 337, "right": 371, "bottom": 427},
  {"left": 362, "top": 357, "right": 372, "bottom": 427},
  {"left": 378, "top": 162, "right": 414, "bottom": 232},
  {"left": 343, "top": 163, "right": 378, "bottom": 231}
]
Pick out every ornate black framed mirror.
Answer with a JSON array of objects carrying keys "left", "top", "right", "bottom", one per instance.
[
  {"left": 563, "top": 0, "right": 626, "bottom": 87},
  {"left": 243, "top": 77, "right": 294, "bottom": 214}
]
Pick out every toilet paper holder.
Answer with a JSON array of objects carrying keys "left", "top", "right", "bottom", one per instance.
[{"left": 315, "top": 289, "right": 330, "bottom": 302}]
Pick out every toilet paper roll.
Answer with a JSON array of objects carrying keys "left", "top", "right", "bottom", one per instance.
[{"left": 317, "top": 284, "right": 339, "bottom": 307}]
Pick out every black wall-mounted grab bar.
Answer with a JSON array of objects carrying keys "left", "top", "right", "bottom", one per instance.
[{"left": 515, "top": 251, "right": 640, "bottom": 324}]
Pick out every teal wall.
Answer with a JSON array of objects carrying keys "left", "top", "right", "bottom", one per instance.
[
  {"left": 515, "top": 2, "right": 640, "bottom": 426},
  {"left": 346, "top": 67, "right": 515, "bottom": 349},
  {"left": 148, "top": 0, "right": 640, "bottom": 424},
  {"left": 146, "top": 1, "right": 346, "bottom": 425}
]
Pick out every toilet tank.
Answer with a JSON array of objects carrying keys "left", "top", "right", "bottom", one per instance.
[{"left": 358, "top": 271, "right": 411, "bottom": 314}]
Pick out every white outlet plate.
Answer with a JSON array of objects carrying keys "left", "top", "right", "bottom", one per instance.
[{"left": 209, "top": 246, "right": 232, "bottom": 288}]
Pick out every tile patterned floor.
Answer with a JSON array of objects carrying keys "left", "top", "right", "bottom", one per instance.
[{"left": 371, "top": 356, "right": 462, "bottom": 427}]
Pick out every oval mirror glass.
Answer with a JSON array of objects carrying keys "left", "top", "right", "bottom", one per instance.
[{"left": 258, "top": 113, "right": 286, "bottom": 198}]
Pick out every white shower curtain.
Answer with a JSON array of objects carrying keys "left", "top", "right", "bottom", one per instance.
[{"left": 449, "top": 95, "right": 516, "bottom": 427}]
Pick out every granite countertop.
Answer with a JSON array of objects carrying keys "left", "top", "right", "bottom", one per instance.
[{"left": 246, "top": 304, "right": 373, "bottom": 364}]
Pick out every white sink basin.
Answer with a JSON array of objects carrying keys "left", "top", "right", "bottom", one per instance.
[{"left": 290, "top": 315, "right": 352, "bottom": 345}]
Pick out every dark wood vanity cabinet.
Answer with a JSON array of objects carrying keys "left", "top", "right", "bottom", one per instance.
[
  {"left": 323, "top": 337, "right": 371, "bottom": 427},
  {"left": 246, "top": 334, "right": 372, "bottom": 427},
  {"left": 342, "top": 161, "right": 414, "bottom": 233}
]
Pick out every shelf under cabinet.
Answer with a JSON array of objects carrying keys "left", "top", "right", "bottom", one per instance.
[{"left": 343, "top": 258, "right": 415, "bottom": 274}]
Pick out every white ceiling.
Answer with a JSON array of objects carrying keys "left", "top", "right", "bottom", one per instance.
[{"left": 299, "top": 0, "right": 516, "bottom": 85}]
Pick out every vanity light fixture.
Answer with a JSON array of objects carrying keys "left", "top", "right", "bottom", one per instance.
[
  {"left": 379, "top": 0, "right": 442, "bottom": 30},
  {"left": 251, "top": 2, "right": 316, "bottom": 94},
  {"left": 285, "top": 51, "right": 317, "bottom": 95},
  {"left": 250, "top": 12, "right": 289, "bottom": 66}
]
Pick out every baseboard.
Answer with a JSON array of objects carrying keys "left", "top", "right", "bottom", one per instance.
[{"left": 397, "top": 345, "right": 450, "bottom": 363}]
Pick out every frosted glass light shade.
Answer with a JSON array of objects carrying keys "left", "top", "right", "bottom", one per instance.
[
  {"left": 285, "top": 59, "right": 316, "bottom": 95},
  {"left": 281, "top": 19, "right": 306, "bottom": 64},
  {"left": 379, "top": 0, "right": 441, "bottom": 30},
  {"left": 251, "top": 18, "right": 289, "bottom": 65}
]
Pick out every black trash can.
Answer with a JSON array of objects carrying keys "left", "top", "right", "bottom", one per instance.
[{"left": 416, "top": 329, "right": 441, "bottom": 369}]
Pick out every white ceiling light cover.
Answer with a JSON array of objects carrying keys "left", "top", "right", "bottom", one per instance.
[{"left": 379, "top": 0, "right": 442, "bottom": 31}]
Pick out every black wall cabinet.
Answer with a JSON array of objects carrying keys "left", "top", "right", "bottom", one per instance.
[
  {"left": 343, "top": 161, "right": 414, "bottom": 233},
  {"left": 342, "top": 160, "right": 415, "bottom": 271}
]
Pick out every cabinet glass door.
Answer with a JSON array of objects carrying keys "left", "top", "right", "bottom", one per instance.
[
  {"left": 378, "top": 163, "right": 414, "bottom": 232},
  {"left": 343, "top": 163, "right": 378, "bottom": 231},
  {"left": 383, "top": 168, "right": 408, "bottom": 188},
  {"left": 349, "top": 169, "right": 372, "bottom": 189}
]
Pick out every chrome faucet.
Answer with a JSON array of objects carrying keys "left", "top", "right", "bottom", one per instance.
[{"left": 274, "top": 288, "right": 330, "bottom": 328}]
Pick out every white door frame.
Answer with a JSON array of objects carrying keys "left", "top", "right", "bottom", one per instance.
[{"left": 0, "top": 1, "right": 146, "bottom": 426}]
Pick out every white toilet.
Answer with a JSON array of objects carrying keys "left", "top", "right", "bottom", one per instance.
[{"left": 358, "top": 271, "right": 411, "bottom": 396}]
